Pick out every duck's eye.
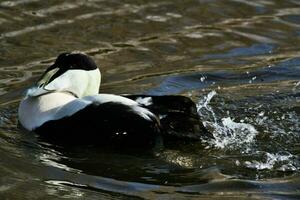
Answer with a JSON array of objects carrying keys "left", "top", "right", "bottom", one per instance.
[{"left": 39, "top": 83, "right": 44, "bottom": 88}]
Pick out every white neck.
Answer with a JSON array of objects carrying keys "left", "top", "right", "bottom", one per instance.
[{"left": 26, "top": 68, "right": 101, "bottom": 99}]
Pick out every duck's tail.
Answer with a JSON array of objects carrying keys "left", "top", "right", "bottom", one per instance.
[{"left": 124, "top": 95, "right": 213, "bottom": 144}]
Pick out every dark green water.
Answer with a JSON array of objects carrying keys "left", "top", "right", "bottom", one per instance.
[{"left": 0, "top": 0, "right": 300, "bottom": 199}]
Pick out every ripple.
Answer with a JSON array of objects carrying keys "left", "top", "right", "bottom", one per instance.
[
  {"left": 0, "top": 1, "right": 170, "bottom": 39},
  {"left": 0, "top": 0, "right": 40, "bottom": 7},
  {"left": 24, "top": 2, "right": 82, "bottom": 17},
  {"left": 146, "top": 15, "right": 168, "bottom": 22},
  {"left": 0, "top": 19, "right": 74, "bottom": 38}
]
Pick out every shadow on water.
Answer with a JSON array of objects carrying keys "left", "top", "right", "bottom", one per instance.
[{"left": 0, "top": 0, "right": 300, "bottom": 199}]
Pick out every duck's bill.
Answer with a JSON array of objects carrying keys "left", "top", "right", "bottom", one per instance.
[{"left": 26, "top": 68, "right": 59, "bottom": 97}]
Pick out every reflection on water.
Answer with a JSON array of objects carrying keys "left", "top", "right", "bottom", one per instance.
[{"left": 0, "top": 0, "right": 300, "bottom": 199}]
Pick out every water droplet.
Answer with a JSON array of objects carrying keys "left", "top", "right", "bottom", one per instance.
[{"left": 200, "top": 76, "right": 206, "bottom": 82}]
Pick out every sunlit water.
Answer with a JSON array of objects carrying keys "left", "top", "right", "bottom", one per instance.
[{"left": 0, "top": 0, "right": 299, "bottom": 199}]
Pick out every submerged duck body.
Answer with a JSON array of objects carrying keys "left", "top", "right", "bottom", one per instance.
[{"left": 18, "top": 53, "right": 210, "bottom": 148}]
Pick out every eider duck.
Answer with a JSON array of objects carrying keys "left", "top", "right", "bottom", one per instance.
[{"left": 18, "top": 53, "right": 210, "bottom": 149}]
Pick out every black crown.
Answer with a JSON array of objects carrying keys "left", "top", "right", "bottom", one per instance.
[{"left": 54, "top": 52, "right": 98, "bottom": 71}]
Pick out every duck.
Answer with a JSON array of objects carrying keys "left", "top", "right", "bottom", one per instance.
[{"left": 18, "top": 52, "right": 211, "bottom": 149}]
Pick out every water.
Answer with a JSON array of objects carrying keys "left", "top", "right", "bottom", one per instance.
[{"left": 0, "top": 0, "right": 300, "bottom": 199}]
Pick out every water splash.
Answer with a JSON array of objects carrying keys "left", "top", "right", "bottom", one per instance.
[
  {"left": 211, "top": 117, "right": 257, "bottom": 150},
  {"left": 197, "top": 91, "right": 258, "bottom": 151},
  {"left": 197, "top": 90, "right": 218, "bottom": 122},
  {"left": 196, "top": 90, "right": 300, "bottom": 172},
  {"left": 245, "top": 151, "right": 298, "bottom": 171}
]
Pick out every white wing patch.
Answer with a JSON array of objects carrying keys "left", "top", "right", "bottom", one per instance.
[
  {"left": 84, "top": 94, "right": 155, "bottom": 121},
  {"left": 131, "top": 105, "right": 155, "bottom": 121},
  {"left": 53, "top": 98, "right": 91, "bottom": 120},
  {"left": 83, "top": 94, "right": 138, "bottom": 105},
  {"left": 136, "top": 97, "right": 153, "bottom": 106}
]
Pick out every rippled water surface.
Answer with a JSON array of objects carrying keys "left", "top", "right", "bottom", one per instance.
[{"left": 1, "top": 0, "right": 300, "bottom": 199}]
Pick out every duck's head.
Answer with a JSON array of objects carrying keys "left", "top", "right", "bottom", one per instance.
[{"left": 27, "top": 52, "right": 101, "bottom": 98}]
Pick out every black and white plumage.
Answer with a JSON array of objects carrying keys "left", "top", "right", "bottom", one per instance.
[{"left": 18, "top": 52, "right": 210, "bottom": 149}]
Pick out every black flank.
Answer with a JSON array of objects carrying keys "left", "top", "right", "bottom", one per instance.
[{"left": 35, "top": 102, "right": 162, "bottom": 149}]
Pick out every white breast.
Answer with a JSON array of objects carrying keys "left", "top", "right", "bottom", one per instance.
[{"left": 18, "top": 93, "right": 87, "bottom": 131}]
